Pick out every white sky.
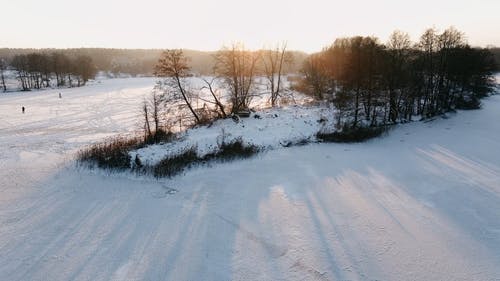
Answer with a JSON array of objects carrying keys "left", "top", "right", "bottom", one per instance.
[{"left": 1, "top": 0, "right": 499, "bottom": 52}]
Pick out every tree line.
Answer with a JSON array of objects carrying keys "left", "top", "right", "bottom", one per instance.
[
  {"left": 0, "top": 52, "right": 96, "bottom": 91},
  {"left": 0, "top": 48, "right": 308, "bottom": 78},
  {"left": 299, "top": 27, "right": 496, "bottom": 130}
]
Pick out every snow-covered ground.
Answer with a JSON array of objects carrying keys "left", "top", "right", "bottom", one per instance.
[
  {"left": 133, "top": 105, "right": 329, "bottom": 165},
  {"left": 1, "top": 77, "right": 499, "bottom": 281}
]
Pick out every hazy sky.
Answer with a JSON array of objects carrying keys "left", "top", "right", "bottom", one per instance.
[{"left": 1, "top": 0, "right": 499, "bottom": 52}]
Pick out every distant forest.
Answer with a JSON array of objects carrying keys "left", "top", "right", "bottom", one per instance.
[{"left": 0, "top": 48, "right": 308, "bottom": 77}]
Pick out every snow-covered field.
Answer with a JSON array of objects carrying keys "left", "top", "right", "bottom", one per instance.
[{"left": 1, "top": 77, "right": 499, "bottom": 281}]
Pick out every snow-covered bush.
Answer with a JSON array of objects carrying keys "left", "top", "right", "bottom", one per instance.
[
  {"left": 317, "top": 125, "right": 388, "bottom": 143},
  {"left": 77, "top": 137, "right": 144, "bottom": 170}
]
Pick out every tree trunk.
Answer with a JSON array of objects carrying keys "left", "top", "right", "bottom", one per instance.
[
  {"left": 0, "top": 70, "right": 6, "bottom": 92},
  {"left": 175, "top": 74, "right": 200, "bottom": 123}
]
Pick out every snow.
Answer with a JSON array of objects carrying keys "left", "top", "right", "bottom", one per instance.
[
  {"left": 134, "top": 105, "right": 329, "bottom": 165},
  {"left": 1, "top": 76, "right": 500, "bottom": 280}
]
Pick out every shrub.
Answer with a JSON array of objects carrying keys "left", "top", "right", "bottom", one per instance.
[
  {"left": 152, "top": 146, "right": 199, "bottom": 178},
  {"left": 204, "top": 138, "right": 259, "bottom": 162},
  {"left": 144, "top": 129, "right": 175, "bottom": 145},
  {"left": 77, "top": 136, "right": 143, "bottom": 170},
  {"left": 77, "top": 129, "right": 175, "bottom": 171},
  {"left": 317, "top": 126, "right": 388, "bottom": 143},
  {"left": 455, "top": 95, "right": 481, "bottom": 110},
  {"left": 151, "top": 138, "right": 260, "bottom": 178},
  {"left": 78, "top": 130, "right": 259, "bottom": 178}
]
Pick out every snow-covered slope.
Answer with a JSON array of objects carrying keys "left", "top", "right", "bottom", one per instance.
[
  {"left": 0, "top": 77, "right": 499, "bottom": 281},
  {"left": 133, "top": 105, "right": 330, "bottom": 165}
]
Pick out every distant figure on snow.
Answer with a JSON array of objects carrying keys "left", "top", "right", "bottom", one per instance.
[
  {"left": 22, "top": 106, "right": 25, "bottom": 114},
  {"left": 59, "top": 93, "right": 62, "bottom": 98}
]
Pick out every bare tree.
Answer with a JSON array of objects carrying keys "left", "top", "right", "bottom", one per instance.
[
  {"left": 51, "top": 53, "right": 65, "bottom": 87},
  {"left": 214, "top": 43, "right": 259, "bottom": 113},
  {"left": 0, "top": 58, "right": 7, "bottom": 92},
  {"left": 142, "top": 100, "right": 152, "bottom": 139},
  {"left": 261, "top": 42, "right": 293, "bottom": 107},
  {"left": 74, "top": 55, "right": 96, "bottom": 86},
  {"left": 155, "top": 49, "right": 200, "bottom": 123},
  {"left": 150, "top": 90, "right": 162, "bottom": 133},
  {"left": 200, "top": 77, "right": 227, "bottom": 118},
  {"left": 418, "top": 28, "right": 439, "bottom": 115},
  {"left": 386, "top": 30, "right": 412, "bottom": 122},
  {"left": 301, "top": 52, "right": 330, "bottom": 100},
  {"left": 12, "top": 55, "right": 29, "bottom": 91},
  {"left": 142, "top": 87, "right": 165, "bottom": 141}
]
